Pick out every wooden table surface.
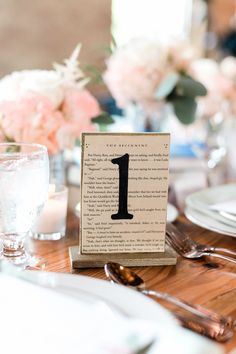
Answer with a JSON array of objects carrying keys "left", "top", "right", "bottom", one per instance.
[{"left": 29, "top": 210, "right": 236, "bottom": 353}]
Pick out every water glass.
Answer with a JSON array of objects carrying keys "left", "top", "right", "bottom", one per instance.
[{"left": 0, "top": 143, "right": 49, "bottom": 267}]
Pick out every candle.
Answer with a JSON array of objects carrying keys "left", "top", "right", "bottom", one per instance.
[{"left": 32, "top": 184, "right": 68, "bottom": 240}]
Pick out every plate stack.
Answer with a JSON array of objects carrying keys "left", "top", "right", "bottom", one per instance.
[{"left": 185, "top": 184, "right": 236, "bottom": 238}]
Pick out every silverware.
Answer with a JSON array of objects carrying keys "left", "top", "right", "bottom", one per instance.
[
  {"left": 166, "top": 222, "right": 236, "bottom": 264},
  {"left": 104, "top": 262, "right": 234, "bottom": 342}
]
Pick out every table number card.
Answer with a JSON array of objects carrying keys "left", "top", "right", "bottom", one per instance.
[{"left": 70, "top": 132, "right": 177, "bottom": 268}]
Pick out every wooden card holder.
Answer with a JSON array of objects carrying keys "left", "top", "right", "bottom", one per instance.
[
  {"left": 70, "top": 133, "right": 177, "bottom": 270},
  {"left": 69, "top": 245, "right": 177, "bottom": 269}
]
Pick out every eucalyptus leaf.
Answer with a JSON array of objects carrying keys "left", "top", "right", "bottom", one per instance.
[
  {"left": 83, "top": 64, "right": 103, "bottom": 84},
  {"left": 176, "top": 76, "right": 207, "bottom": 97},
  {"left": 92, "top": 112, "right": 115, "bottom": 125},
  {"left": 98, "top": 124, "right": 109, "bottom": 132},
  {"left": 171, "top": 96, "right": 197, "bottom": 125},
  {"left": 155, "top": 73, "right": 179, "bottom": 100}
]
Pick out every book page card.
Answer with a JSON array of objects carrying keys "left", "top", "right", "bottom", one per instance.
[{"left": 80, "top": 133, "right": 170, "bottom": 254}]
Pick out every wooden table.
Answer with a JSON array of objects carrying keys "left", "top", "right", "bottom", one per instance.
[{"left": 30, "top": 210, "right": 236, "bottom": 353}]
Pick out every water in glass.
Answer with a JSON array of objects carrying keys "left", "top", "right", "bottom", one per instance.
[{"left": 0, "top": 143, "right": 49, "bottom": 266}]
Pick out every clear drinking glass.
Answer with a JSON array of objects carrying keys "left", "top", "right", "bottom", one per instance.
[
  {"left": 0, "top": 143, "right": 49, "bottom": 267},
  {"left": 190, "top": 100, "right": 228, "bottom": 186}
]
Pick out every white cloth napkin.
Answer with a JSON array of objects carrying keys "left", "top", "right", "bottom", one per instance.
[
  {"left": 210, "top": 199, "right": 236, "bottom": 214},
  {"left": 0, "top": 273, "right": 224, "bottom": 354}
]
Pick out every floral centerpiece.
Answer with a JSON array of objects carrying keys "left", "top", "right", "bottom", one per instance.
[
  {"left": 103, "top": 38, "right": 207, "bottom": 126},
  {"left": 191, "top": 57, "right": 236, "bottom": 117},
  {"left": 179, "top": 56, "right": 236, "bottom": 182},
  {"left": 0, "top": 45, "right": 101, "bottom": 155}
]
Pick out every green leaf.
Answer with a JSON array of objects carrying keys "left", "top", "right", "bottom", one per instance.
[
  {"left": 98, "top": 124, "right": 110, "bottom": 132},
  {"left": 83, "top": 64, "right": 103, "bottom": 84},
  {"left": 101, "top": 37, "right": 118, "bottom": 55},
  {"left": 155, "top": 73, "right": 179, "bottom": 100},
  {"left": 171, "top": 96, "right": 197, "bottom": 125},
  {"left": 75, "top": 138, "right": 81, "bottom": 147},
  {"left": 110, "top": 34, "right": 117, "bottom": 52},
  {"left": 92, "top": 112, "right": 115, "bottom": 125},
  {"left": 176, "top": 76, "right": 207, "bottom": 97}
]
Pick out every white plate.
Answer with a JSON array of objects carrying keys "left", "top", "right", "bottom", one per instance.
[
  {"left": 186, "top": 183, "right": 236, "bottom": 210},
  {"left": 185, "top": 206, "right": 236, "bottom": 237},
  {"left": 23, "top": 270, "right": 176, "bottom": 325},
  {"left": 1, "top": 270, "right": 222, "bottom": 354},
  {"left": 185, "top": 184, "right": 236, "bottom": 237}
]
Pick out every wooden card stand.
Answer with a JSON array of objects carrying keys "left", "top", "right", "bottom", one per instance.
[
  {"left": 73, "top": 133, "right": 176, "bottom": 270},
  {"left": 69, "top": 245, "right": 177, "bottom": 269}
]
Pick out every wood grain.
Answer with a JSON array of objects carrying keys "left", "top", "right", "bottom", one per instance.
[{"left": 29, "top": 210, "right": 236, "bottom": 352}]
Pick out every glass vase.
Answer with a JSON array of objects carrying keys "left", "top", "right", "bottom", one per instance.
[
  {"left": 124, "top": 103, "right": 168, "bottom": 132},
  {"left": 124, "top": 103, "right": 197, "bottom": 146},
  {"left": 49, "top": 151, "right": 66, "bottom": 185},
  {"left": 190, "top": 102, "right": 229, "bottom": 186}
]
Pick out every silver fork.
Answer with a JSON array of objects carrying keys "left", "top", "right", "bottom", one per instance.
[{"left": 166, "top": 223, "right": 236, "bottom": 264}]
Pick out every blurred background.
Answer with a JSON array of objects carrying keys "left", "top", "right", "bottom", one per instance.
[
  {"left": 1, "top": 0, "right": 236, "bottom": 198},
  {"left": 0, "top": 0, "right": 236, "bottom": 98}
]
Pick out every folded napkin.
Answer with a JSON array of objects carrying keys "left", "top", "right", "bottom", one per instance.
[
  {"left": 0, "top": 272, "right": 224, "bottom": 354},
  {"left": 210, "top": 199, "right": 236, "bottom": 215}
]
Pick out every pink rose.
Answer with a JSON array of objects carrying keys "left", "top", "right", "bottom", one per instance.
[
  {"left": 0, "top": 93, "right": 65, "bottom": 154},
  {"left": 220, "top": 57, "right": 236, "bottom": 80},
  {"left": 62, "top": 88, "right": 99, "bottom": 135},
  {"left": 191, "top": 58, "right": 236, "bottom": 116},
  {"left": 103, "top": 38, "right": 198, "bottom": 114},
  {"left": 0, "top": 86, "right": 99, "bottom": 153},
  {"left": 191, "top": 58, "right": 234, "bottom": 97},
  {"left": 0, "top": 47, "right": 99, "bottom": 153},
  {"left": 166, "top": 39, "right": 196, "bottom": 73},
  {"left": 103, "top": 38, "right": 167, "bottom": 112},
  {"left": 56, "top": 124, "right": 77, "bottom": 150}
]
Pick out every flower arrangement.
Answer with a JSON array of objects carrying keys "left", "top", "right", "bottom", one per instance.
[
  {"left": 0, "top": 45, "right": 101, "bottom": 154},
  {"left": 191, "top": 57, "right": 236, "bottom": 117},
  {"left": 103, "top": 38, "right": 207, "bottom": 125}
]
